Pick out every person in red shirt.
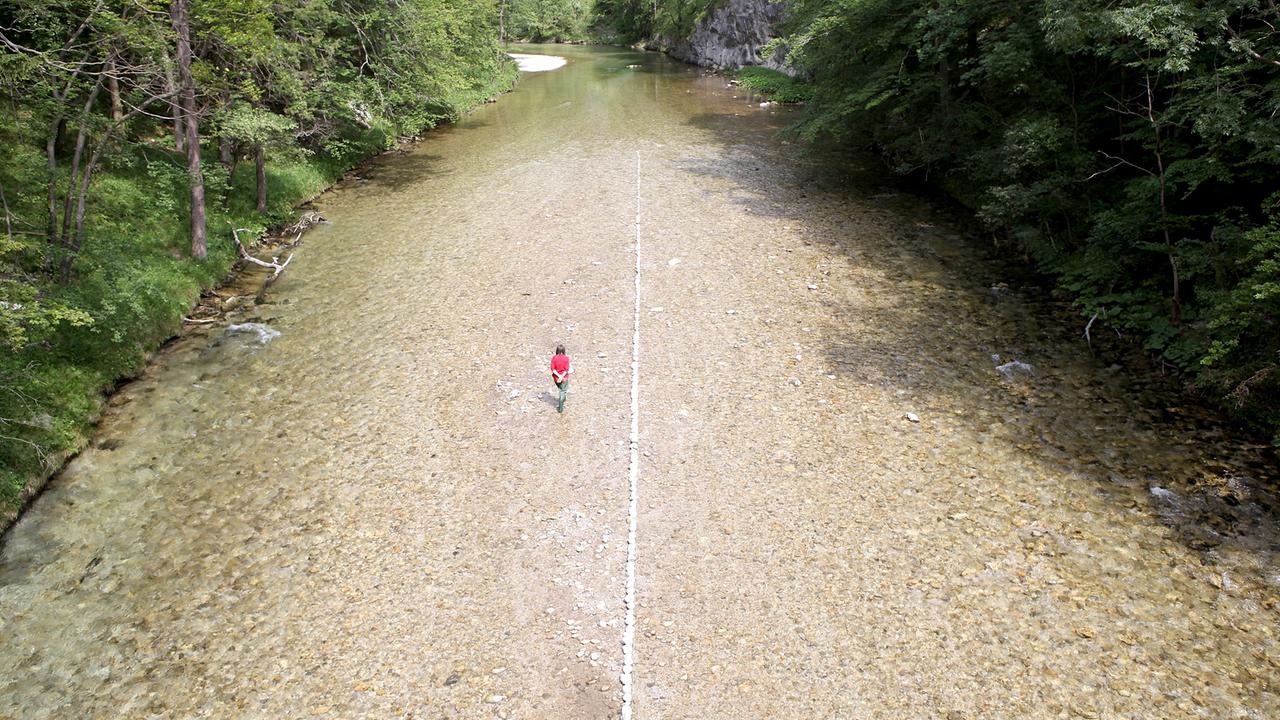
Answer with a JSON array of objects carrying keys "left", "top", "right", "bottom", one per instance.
[{"left": 550, "top": 344, "right": 573, "bottom": 413}]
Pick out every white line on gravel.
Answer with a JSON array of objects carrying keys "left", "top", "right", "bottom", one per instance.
[{"left": 620, "top": 150, "right": 641, "bottom": 720}]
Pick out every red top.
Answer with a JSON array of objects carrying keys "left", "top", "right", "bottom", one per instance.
[{"left": 550, "top": 354, "right": 571, "bottom": 383}]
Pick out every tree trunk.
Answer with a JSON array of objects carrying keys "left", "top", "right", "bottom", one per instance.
[
  {"left": 218, "top": 90, "right": 234, "bottom": 174},
  {"left": 220, "top": 137, "right": 235, "bottom": 172},
  {"left": 106, "top": 55, "right": 123, "bottom": 122},
  {"left": 255, "top": 144, "right": 267, "bottom": 214},
  {"left": 163, "top": 49, "right": 184, "bottom": 153},
  {"left": 46, "top": 123, "right": 60, "bottom": 245},
  {"left": 1144, "top": 73, "right": 1180, "bottom": 325},
  {"left": 172, "top": 0, "right": 206, "bottom": 258},
  {"left": 60, "top": 78, "right": 103, "bottom": 250}
]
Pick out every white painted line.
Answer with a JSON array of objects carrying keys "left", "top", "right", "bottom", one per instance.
[{"left": 620, "top": 150, "right": 641, "bottom": 720}]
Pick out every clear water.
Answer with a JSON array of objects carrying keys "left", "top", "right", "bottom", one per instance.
[{"left": 1, "top": 45, "right": 1275, "bottom": 719}]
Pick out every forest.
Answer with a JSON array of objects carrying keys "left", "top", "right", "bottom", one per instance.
[{"left": 596, "top": 0, "right": 1280, "bottom": 443}]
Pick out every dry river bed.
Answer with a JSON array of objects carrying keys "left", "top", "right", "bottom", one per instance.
[{"left": 1, "top": 45, "right": 1277, "bottom": 719}]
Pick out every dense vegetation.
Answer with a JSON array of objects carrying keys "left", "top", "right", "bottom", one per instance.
[
  {"left": 599, "top": 0, "right": 1280, "bottom": 442},
  {"left": 0, "top": 0, "right": 515, "bottom": 516},
  {"left": 591, "top": 0, "right": 720, "bottom": 42},
  {"left": 501, "top": 0, "right": 594, "bottom": 41}
]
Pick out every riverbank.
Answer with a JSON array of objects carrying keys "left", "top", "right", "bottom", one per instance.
[{"left": 0, "top": 70, "right": 517, "bottom": 532}]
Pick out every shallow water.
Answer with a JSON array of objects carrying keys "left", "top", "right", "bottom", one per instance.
[{"left": 1, "top": 45, "right": 1276, "bottom": 719}]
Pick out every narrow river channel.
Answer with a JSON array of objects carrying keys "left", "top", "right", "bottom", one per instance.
[{"left": 1, "top": 45, "right": 1277, "bottom": 719}]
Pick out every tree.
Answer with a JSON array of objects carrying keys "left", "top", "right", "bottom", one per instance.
[
  {"left": 171, "top": 0, "right": 206, "bottom": 258},
  {"left": 219, "top": 106, "right": 296, "bottom": 213},
  {"left": 774, "top": 0, "right": 1280, "bottom": 434}
]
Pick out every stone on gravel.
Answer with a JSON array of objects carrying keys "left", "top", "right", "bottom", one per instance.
[
  {"left": 996, "top": 359, "right": 1035, "bottom": 380},
  {"left": 905, "top": 412, "right": 920, "bottom": 423}
]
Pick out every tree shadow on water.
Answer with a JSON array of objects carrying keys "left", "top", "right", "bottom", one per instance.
[{"left": 678, "top": 109, "right": 1280, "bottom": 586}]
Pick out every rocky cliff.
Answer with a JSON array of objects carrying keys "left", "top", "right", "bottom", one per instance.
[{"left": 661, "top": 0, "right": 789, "bottom": 72}]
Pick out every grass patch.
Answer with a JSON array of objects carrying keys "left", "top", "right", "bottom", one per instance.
[{"left": 733, "top": 66, "right": 813, "bottom": 104}]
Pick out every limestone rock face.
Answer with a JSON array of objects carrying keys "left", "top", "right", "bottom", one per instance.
[{"left": 662, "top": 0, "right": 789, "bottom": 72}]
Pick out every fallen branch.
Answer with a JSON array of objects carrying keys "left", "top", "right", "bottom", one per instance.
[
  {"left": 1083, "top": 312, "right": 1098, "bottom": 350},
  {"left": 232, "top": 227, "right": 293, "bottom": 282},
  {"left": 182, "top": 316, "right": 219, "bottom": 324},
  {"left": 282, "top": 210, "right": 326, "bottom": 237}
]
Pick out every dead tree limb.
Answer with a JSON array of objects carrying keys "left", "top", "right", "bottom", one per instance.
[
  {"left": 1083, "top": 312, "right": 1099, "bottom": 350},
  {"left": 232, "top": 227, "right": 293, "bottom": 282}
]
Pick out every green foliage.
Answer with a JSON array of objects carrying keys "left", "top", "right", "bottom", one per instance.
[
  {"left": 591, "top": 0, "right": 722, "bottom": 42},
  {"left": 506, "top": 0, "right": 595, "bottom": 41},
  {"left": 218, "top": 106, "right": 296, "bottom": 149},
  {"left": 733, "top": 66, "right": 813, "bottom": 103},
  {"left": 776, "top": 0, "right": 1280, "bottom": 438}
]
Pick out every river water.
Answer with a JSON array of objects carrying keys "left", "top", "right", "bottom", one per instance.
[{"left": 1, "top": 45, "right": 1277, "bottom": 719}]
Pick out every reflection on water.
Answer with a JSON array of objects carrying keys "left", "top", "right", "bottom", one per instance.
[{"left": 0, "top": 44, "right": 1276, "bottom": 718}]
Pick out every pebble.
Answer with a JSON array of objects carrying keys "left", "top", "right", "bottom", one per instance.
[{"left": 905, "top": 412, "right": 920, "bottom": 423}]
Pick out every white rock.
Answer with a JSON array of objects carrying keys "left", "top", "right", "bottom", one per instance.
[
  {"left": 807, "top": 284, "right": 819, "bottom": 290},
  {"left": 996, "top": 359, "right": 1035, "bottom": 379},
  {"left": 905, "top": 412, "right": 920, "bottom": 423},
  {"left": 667, "top": 257, "right": 681, "bottom": 267}
]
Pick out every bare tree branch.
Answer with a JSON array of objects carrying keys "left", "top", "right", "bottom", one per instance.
[{"left": 232, "top": 228, "right": 293, "bottom": 282}]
